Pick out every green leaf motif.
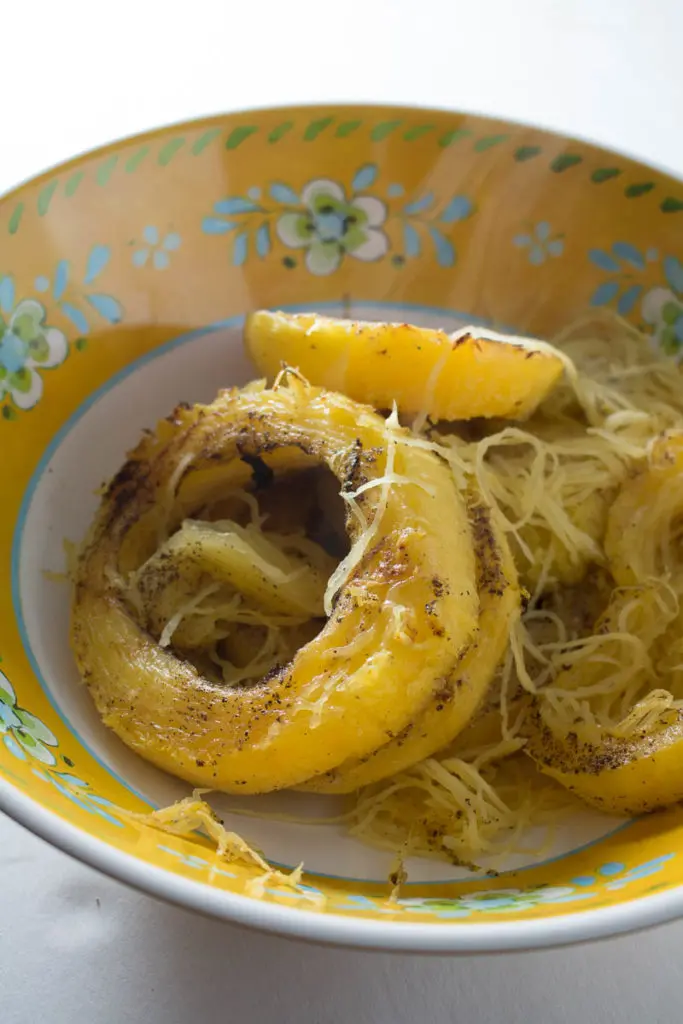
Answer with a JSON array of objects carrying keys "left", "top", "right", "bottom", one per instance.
[
  {"left": 474, "top": 134, "right": 508, "bottom": 152},
  {"left": 16, "top": 731, "right": 39, "bottom": 752},
  {"left": 591, "top": 167, "right": 621, "bottom": 183},
  {"left": 96, "top": 155, "right": 119, "bottom": 186},
  {"left": 335, "top": 120, "right": 361, "bottom": 138},
  {"left": 158, "top": 137, "right": 185, "bottom": 166},
  {"left": 64, "top": 171, "right": 84, "bottom": 197},
  {"left": 625, "top": 182, "right": 654, "bottom": 198},
  {"left": 438, "top": 128, "right": 472, "bottom": 148},
  {"left": 370, "top": 120, "right": 402, "bottom": 142},
  {"left": 661, "top": 197, "right": 683, "bottom": 213},
  {"left": 125, "top": 147, "right": 150, "bottom": 173},
  {"left": 15, "top": 708, "right": 57, "bottom": 746},
  {"left": 303, "top": 117, "right": 334, "bottom": 141},
  {"left": 37, "top": 180, "right": 59, "bottom": 217},
  {"left": 551, "top": 153, "right": 583, "bottom": 173},
  {"left": 1, "top": 405, "right": 17, "bottom": 420},
  {"left": 75, "top": 337, "right": 88, "bottom": 351},
  {"left": 268, "top": 122, "right": 294, "bottom": 143},
  {"left": 225, "top": 125, "right": 259, "bottom": 149},
  {"left": 514, "top": 145, "right": 541, "bottom": 162},
  {"left": 8, "top": 203, "right": 24, "bottom": 235},
  {"left": 403, "top": 125, "right": 434, "bottom": 141},
  {"left": 0, "top": 672, "right": 14, "bottom": 703},
  {"left": 191, "top": 129, "right": 220, "bottom": 155},
  {"left": 15, "top": 731, "right": 54, "bottom": 764}
]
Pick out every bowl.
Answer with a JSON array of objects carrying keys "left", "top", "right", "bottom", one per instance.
[{"left": 3, "top": 104, "right": 683, "bottom": 954}]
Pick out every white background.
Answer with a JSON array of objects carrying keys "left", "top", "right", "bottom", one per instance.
[{"left": 3, "top": 1, "right": 683, "bottom": 1021}]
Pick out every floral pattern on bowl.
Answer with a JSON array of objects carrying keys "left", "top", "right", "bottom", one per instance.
[
  {"left": 0, "top": 665, "right": 58, "bottom": 764},
  {"left": 0, "top": 664, "right": 123, "bottom": 825},
  {"left": 641, "top": 257, "right": 683, "bottom": 353},
  {"left": 514, "top": 221, "right": 564, "bottom": 265},
  {"left": 0, "top": 283, "right": 68, "bottom": 413},
  {"left": 201, "top": 165, "right": 473, "bottom": 272},
  {"left": 394, "top": 857, "right": 676, "bottom": 919},
  {"left": 275, "top": 177, "right": 388, "bottom": 275},
  {"left": 587, "top": 244, "right": 683, "bottom": 355}
]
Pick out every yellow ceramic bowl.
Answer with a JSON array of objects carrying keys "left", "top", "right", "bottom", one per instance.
[{"left": 3, "top": 105, "right": 683, "bottom": 953}]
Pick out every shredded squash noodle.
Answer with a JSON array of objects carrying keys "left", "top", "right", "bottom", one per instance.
[{"left": 71, "top": 307, "right": 683, "bottom": 879}]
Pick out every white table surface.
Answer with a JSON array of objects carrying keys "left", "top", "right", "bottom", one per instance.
[{"left": 3, "top": 1, "right": 683, "bottom": 1021}]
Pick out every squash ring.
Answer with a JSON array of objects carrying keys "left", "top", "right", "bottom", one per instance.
[{"left": 72, "top": 379, "right": 479, "bottom": 793}]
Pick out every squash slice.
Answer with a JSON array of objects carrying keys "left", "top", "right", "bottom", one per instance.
[{"left": 245, "top": 311, "right": 565, "bottom": 422}]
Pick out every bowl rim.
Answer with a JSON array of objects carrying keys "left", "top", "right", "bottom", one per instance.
[
  {"left": 3, "top": 101, "right": 683, "bottom": 953},
  {"left": 2, "top": 100, "right": 683, "bottom": 208},
  {"left": 4, "top": 775, "right": 683, "bottom": 953}
]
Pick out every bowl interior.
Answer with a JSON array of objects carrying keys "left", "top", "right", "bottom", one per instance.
[{"left": 3, "top": 105, "right": 683, "bottom": 950}]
